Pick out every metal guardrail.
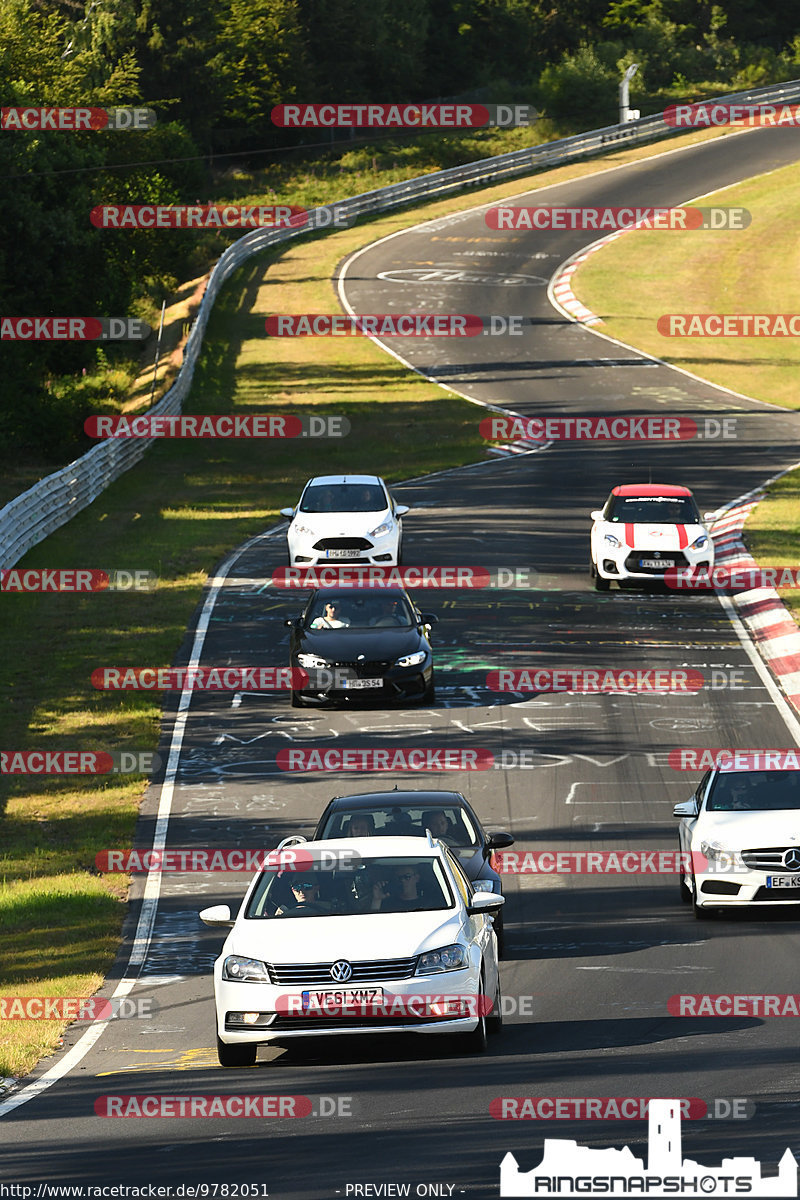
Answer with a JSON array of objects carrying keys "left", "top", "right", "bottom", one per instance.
[{"left": 3, "top": 78, "right": 800, "bottom": 569}]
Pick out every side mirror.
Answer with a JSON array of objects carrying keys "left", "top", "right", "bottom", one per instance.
[
  {"left": 703, "top": 511, "right": 716, "bottom": 522},
  {"left": 199, "top": 904, "right": 234, "bottom": 928},
  {"left": 395, "top": 505, "right": 410, "bottom": 517},
  {"left": 673, "top": 798, "right": 699, "bottom": 818},
  {"left": 486, "top": 831, "right": 515, "bottom": 851},
  {"left": 284, "top": 617, "right": 301, "bottom": 628},
  {"left": 590, "top": 510, "right": 603, "bottom": 521},
  {"left": 280, "top": 507, "right": 294, "bottom": 518},
  {"left": 468, "top": 892, "right": 505, "bottom": 915},
  {"left": 277, "top": 835, "right": 308, "bottom": 849},
  {"left": 420, "top": 613, "right": 438, "bottom": 626}
]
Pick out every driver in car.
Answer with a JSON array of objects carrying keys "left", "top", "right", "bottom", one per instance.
[
  {"left": 276, "top": 877, "right": 326, "bottom": 915},
  {"left": 310, "top": 600, "right": 350, "bottom": 629}
]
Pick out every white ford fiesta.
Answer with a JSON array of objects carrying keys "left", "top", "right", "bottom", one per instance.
[
  {"left": 200, "top": 835, "right": 504, "bottom": 1066},
  {"left": 280, "top": 474, "right": 408, "bottom": 566},
  {"left": 589, "top": 483, "right": 714, "bottom": 590},
  {"left": 676, "top": 765, "right": 800, "bottom": 917}
]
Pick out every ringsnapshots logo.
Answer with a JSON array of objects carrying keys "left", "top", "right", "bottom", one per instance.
[
  {"left": 271, "top": 103, "right": 536, "bottom": 128},
  {"left": 1, "top": 107, "right": 156, "bottom": 131},
  {"left": 1, "top": 318, "right": 150, "bottom": 341},
  {"left": 0, "top": 569, "right": 157, "bottom": 592},
  {"left": 84, "top": 414, "right": 349, "bottom": 439},
  {"left": 479, "top": 415, "right": 738, "bottom": 442},
  {"left": 486, "top": 206, "right": 749, "bottom": 231},
  {"left": 499, "top": 1098, "right": 796, "bottom": 1198}
]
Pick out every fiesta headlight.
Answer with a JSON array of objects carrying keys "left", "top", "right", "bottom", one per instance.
[
  {"left": 369, "top": 521, "right": 393, "bottom": 538},
  {"left": 395, "top": 650, "right": 426, "bottom": 667},
  {"left": 603, "top": 533, "right": 621, "bottom": 548},
  {"left": 222, "top": 955, "right": 270, "bottom": 983},
  {"left": 297, "top": 653, "right": 330, "bottom": 668},
  {"left": 416, "top": 944, "right": 468, "bottom": 974},
  {"left": 690, "top": 534, "right": 709, "bottom": 550}
]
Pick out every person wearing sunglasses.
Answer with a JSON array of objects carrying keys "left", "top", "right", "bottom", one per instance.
[
  {"left": 310, "top": 601, "right": 350, "bottom": 629},
  {"left": 275, "top": 876, "right": 326, "bottom": 915}
]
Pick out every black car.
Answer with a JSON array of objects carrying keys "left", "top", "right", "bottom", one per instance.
[
  {"left": 285, "top": 587, "right": 436, "bottom": 706},
  {"left": 303, "top": 789, "right": 514, "bottom": 954}
]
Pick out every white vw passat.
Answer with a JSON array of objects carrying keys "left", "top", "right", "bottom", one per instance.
[
  {"left": 280, "top": 475, "right": 408, "bottom": 566},
  {"left": 590, "top": 483, "right": 714, "bottom": 590},
  {"left": 676, "top": 765, "right": 800, "bottom": 917},
  {"left": 200, "top": 836, "right": 504, "bottom": 1066}
]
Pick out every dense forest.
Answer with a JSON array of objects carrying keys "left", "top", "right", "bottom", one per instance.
[{"left": 3, "top": 0, "right": 800, "bottom": 460}]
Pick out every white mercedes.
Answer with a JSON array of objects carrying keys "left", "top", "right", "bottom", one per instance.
[
  {"left": 675, "top": 766, "right": 800, "bottom": 917},
  {"left": 590, "top": 483, "right": 714, "bottom": 590},
  {"left": 200, "top": 835, "right": 504, "bottom": 1065},
  {"left": 280, "top": 474, "right": 408, "bottom": 566}
]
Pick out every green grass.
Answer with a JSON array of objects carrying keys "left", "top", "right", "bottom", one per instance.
[{"left": 741, "top": 472, "right": 800, "bottom": 622}]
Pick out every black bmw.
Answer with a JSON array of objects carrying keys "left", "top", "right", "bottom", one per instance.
[{"left": 285, "top": 587, "right": 437, "bottom": 706}]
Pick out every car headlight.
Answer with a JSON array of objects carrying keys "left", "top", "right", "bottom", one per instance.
[
  {"left": 292, "top": 523, "right": 315, "bottom": 537},
  {"left": 603, "top": 532, "right": 621, "bottom": 548},
  {"left": 395, "top": 650, "right": 426, "bottom": 667},
  {"left": 416, "top": 944, "right": 468, "bottom": 974},
  {"left": 297, "top": 653, "right": 330, "bottom": 668},
  {"left": 369, "top": 521, "right": 393, "bottom": 538},
  {"left": 222, "top": 955, "right": 270, "bottom": 983},
  {"left": 699, "top": 841, "right": 743, "bottom": 872},
  {"left": 472, "top": 879, "right": 499, "bottom": 894},
  {"left": 690, "top": 534, "right": 708, "bottom": 550}
]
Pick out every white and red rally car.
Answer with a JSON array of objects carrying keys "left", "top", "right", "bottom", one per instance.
[{"left": 589, "top": 484, "right": 714, "bottom": 590}]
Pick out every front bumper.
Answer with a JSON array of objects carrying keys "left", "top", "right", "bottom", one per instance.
[
  {"left": 694, "top": 869, "right": 800, "bottom": 908},
  {"left": 292, "top": 663, "right": 432, "bottom": 704},
  {"left": 595, "top": 544, "right": 713, "bottom": 583},
  {"left": 288, "top": 530, "right": 400, "bottom": 566}
]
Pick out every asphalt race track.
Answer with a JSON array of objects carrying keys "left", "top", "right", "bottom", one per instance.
[{"left": 4, "top": 126, "right": 800, "bottom": 1198}]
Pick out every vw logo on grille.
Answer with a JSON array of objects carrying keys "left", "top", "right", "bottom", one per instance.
[
  {"left": 784, "top": 849, "right": 800, "bottom": 870},
  {"left": 330, "top": 960, "right": 352, "bottom": 982}
]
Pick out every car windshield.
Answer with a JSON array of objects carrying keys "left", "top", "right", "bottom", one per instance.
[
  {"left": 605, "top": 496, "right": 700, "bottom": 524},
  {"left": 305, "top": 594, "right": 416, "bottom": 629},
  {"left": 321, "top": 806, "right": 480, "bottom": 849},
  {"left": 706, "top": 771, "right": 800, "bottom": 811},
  {"left": 300, "top": 484, "right": 387, "bottom": 513},
  {"left": 245, "top": 856, "right": 454, "bottom": 917}
]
